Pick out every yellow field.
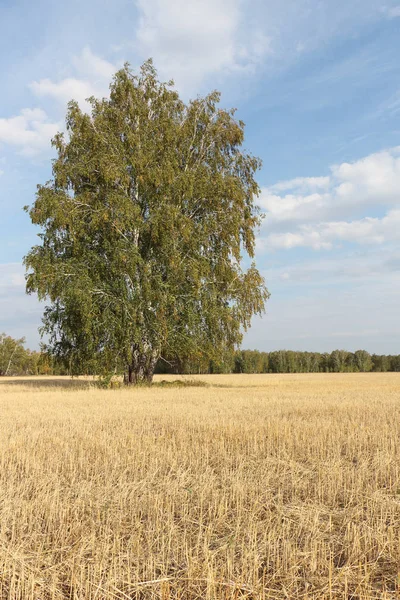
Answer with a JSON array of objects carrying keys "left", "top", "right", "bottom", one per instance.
[{"left": 0, "top": 373, "right": 399, "bottom": 599}]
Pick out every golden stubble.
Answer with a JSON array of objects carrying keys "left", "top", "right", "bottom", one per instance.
[{"left": 0, "top": 373, "right": 399, "bottom": 599}]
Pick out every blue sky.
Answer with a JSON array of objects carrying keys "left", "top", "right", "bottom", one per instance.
[{"left": 0, "top": 0, "right": 400, "bottom": 353}]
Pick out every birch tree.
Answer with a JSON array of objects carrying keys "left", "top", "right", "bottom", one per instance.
[{"left": 24, "top": 61, "right": 269, "bottom": 384}]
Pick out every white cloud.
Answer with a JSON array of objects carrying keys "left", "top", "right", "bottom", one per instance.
[
  {"left": 30, "top": 78, "right": 98, "bottom": 111},
  {"left": 260, "top": 191, "right": 331, "bottom": 227},
  {"left": 332, "top": 147, "right": 400, "bottom": 202},
  {"left": 266, "top": 230, "right": 333, "bottom": 250},
  {"left": 1, "top": 49, "right": 115, "bottom": 160},
  {"left": 0, "top": 108, "right": 60, "bottom": 157},
  {"left": 258, "top": 146, "right": 400, "bottom": 250},
  {"left": 134, "top": 0, "right": 270, "bottom": 93},
  {"left": 261, "top": 146, "right": 400, "bottom": 223},
  {"left": 30, "top": 47, "right": 117, "bottom": 111},
  {"left": 265, "top": 209, "right": 400, "bottom": 250}
]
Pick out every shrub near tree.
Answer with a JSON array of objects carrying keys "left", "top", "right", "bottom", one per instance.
[{"left": 24, "top": 60, "right": 269, "bottom": 384}]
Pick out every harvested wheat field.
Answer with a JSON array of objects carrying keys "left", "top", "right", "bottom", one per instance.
[{"left": 0, "top": 373, "right": 399, "bottom": 599}]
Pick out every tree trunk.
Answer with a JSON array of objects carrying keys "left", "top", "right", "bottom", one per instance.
[
  {"left": 125, "top": 343, "right": 159, "bottom": 385},
  {"left": 5, "top": 343, "right": 18, "bottom": 376}
]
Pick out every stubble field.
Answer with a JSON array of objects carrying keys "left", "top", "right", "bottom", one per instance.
[{"left": 0, "top": 373, "right": 399, "bottom": 599}]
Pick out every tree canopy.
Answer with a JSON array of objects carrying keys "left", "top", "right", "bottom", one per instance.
[{"left": 24, "top": 60, "right": 269, "bottom": 383}]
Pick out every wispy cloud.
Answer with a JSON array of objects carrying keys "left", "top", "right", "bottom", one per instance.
[
  {"left": 266, "top": 246, "right": 400, "bottom": 285},
  {"left": 268, "top": 176, "right": 331, "bottom": 194},
  {"left": 383, "top": 4, "right": 400, "bottom": 18},
  {"left": 133, "top": 0, "right": 270, "bottom": 94},
  {"left": 245, "top": 266, "right": 400, "bottom": 353}
]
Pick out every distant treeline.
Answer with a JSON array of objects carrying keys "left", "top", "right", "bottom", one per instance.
[
  {"left": 156, "top": 349, "right": 400, "bottom": 375},
  {"left": 1, "top": 333, "right": 399, "bottom": 376}
]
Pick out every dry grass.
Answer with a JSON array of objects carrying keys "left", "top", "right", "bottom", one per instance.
[{"left": 0, "top": 373, "right": 399, "bottom": 599}]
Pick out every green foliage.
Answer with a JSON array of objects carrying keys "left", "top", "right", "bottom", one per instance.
[
  {"left": 96, "top": 373, "right": 121, "bottom": 389},
  {"left": 0, "top": 333, "right": 27, "bottom": 376},
  {"left": 24, "top": 60, "right": 269, "bottom": 383},
  {"left": 371, "top": 353, "right": 392, "bottom": 372},
  {"left": 330, "top": 349, "right": 351, "bottom": 373},
  {"left": 0, "top": 335, "right": 53, "bottom": 376},
  {"left": 354, "top": 349, "right": 373, "bottom": 372}
]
